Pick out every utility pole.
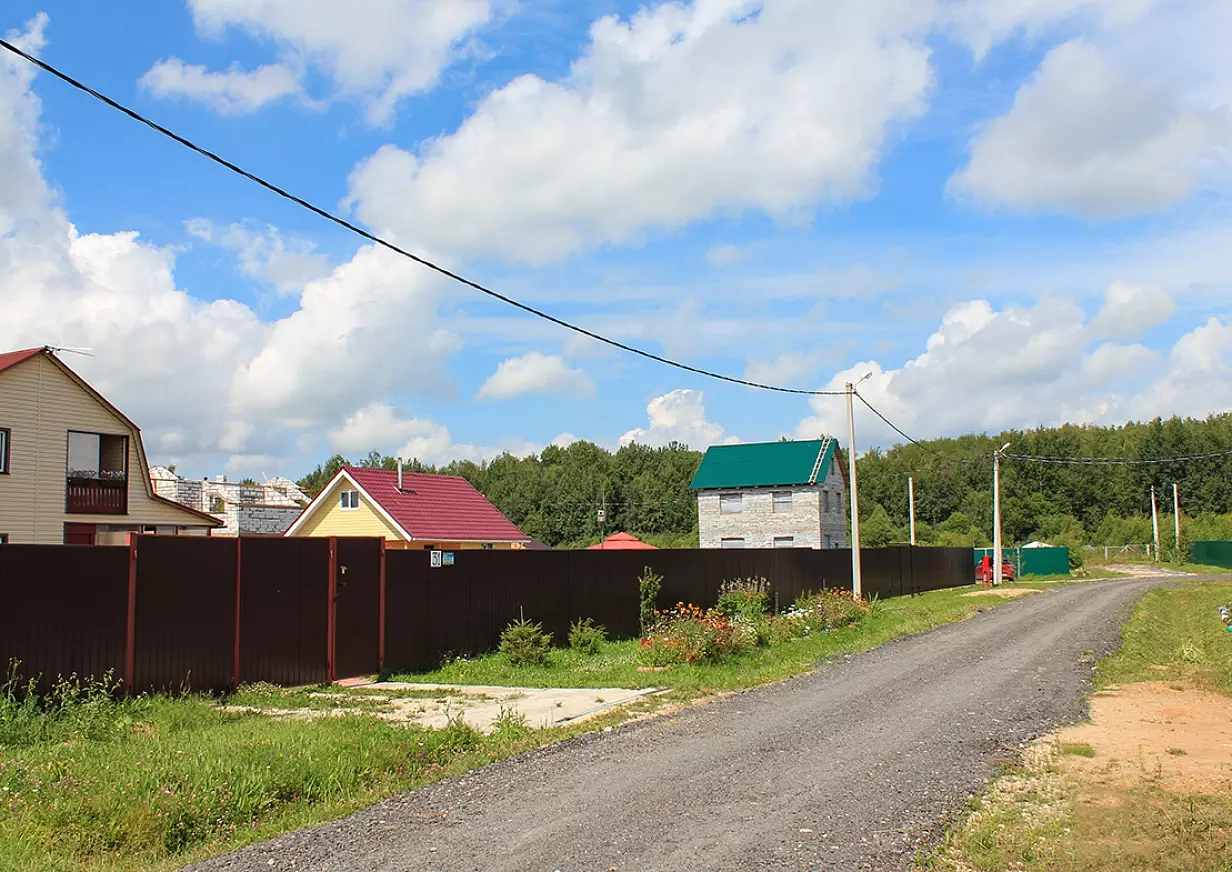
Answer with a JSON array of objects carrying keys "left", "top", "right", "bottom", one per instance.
[
  {"left": 1172, "top": 483, "right": 1181, "bottom": 561},
  {"left": 845, "top": 374, "right": 871, "bottom": 599},
  {"left": 908, "top": 475, "right": 916, "bottom": 546},
  {"left": 1150, "top": 486, "right": 1160, "bottom": 561},
  {"left": 993, "top": 442, "right": 1010, "bottom": 585}
]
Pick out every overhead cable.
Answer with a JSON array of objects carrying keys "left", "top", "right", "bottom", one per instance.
[{"left": 0, "top": 38, "right": 848, "bottom": 398}]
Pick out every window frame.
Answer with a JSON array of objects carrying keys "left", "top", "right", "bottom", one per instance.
[
  {"left": 719, "top": 493, "right": 743, "bottom": 515},
  {"left": 773, "top": 536, "right": 795, "bottom": 548},
  {"left": 772, "top": 491, "right": 792, "bottom": 514},
  {"left": 0, "top": 427, "right": 9, "bottom": 474},
  {"left": 720, "top": 537, "right": 745, "bottom": 549},
  {"left": 339, "top": 489, "right": 360, "bottom": 511}
]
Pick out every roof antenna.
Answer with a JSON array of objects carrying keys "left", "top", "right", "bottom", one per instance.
[
  {"left": 397, "top": 457, "right": 404, "bottom": 492},
  {"left": 49, "top": 345, "right": 95, "bottom": 357}
]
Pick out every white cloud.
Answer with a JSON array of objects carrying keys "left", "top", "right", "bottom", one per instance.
[
  {"left": 178, "top": 0, "right": 492, "bottom": 124},
  {"left": 795, "top": 297, "right": 1232, "bottom": 450},
  {"left": 621, "top": 389, "right": 734, "bottom": 449},
  {"left": 347, "top": 0, "right": 934, "bottom": 262},
  {"left": 706, "top": 244, "right": 751, "bottom": 267},
  {"left": 476, "top": 352, "right": 596, "bottom": 401},
  {"left": 187, "top": 218, "right": 331, "bottom": 293},
  {"left": 1088, "top": 281, "right": 1175, "bottom": 339},
  {"left": 139, "top": 59, "right": 302, "bottom": 114},
  {"left": 944, "top": 0, "right": 1158, "bottom": 60},
  {"left": 948, "top": 40, "right": 1228, "bottom": 218}
]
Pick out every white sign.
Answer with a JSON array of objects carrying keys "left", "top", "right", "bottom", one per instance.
[{"left": 430, "top": 550, "right": 443, "bottom": 568}]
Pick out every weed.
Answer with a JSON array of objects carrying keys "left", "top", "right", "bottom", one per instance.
[
  {"left": 638, "top": 566, "right": 663, "bottom": 636},
  {"left": 498, "top": 618, "right": 552, "bottom": 667}
]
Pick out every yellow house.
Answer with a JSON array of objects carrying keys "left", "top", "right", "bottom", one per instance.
[
  {"left": 0, "top": 347, "right": 222, "bottom": 545},
  {"left": 284, "top": 465, "right": 530, "bottom": 551}
]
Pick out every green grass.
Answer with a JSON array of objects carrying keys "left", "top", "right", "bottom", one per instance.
[
  {"left": 389, "top": 584, "right": 1027, "bottom": 695},
  {"left": 1096, "top": 579, "right": 1232, "bottom": 696},
  {"left": 1060, "top": 742, "right": 1095, "bottom": 757}
]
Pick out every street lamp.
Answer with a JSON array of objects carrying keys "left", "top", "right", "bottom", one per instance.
[
  {"left": 845, "top": 372, "right": 873, "bottom": 599},
  {"left": 993, "top": 442, "right": 1010, "bottom": 585}
]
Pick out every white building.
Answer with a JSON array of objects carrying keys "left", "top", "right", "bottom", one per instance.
[
  {"left": 690, "top": 438, "right": 848, "bottom": 550},
  {"left": 150, "top": 468, "right": 310, "bottom": 536}
]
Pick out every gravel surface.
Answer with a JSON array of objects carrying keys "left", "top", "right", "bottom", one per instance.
[{"left": 184, "top": 577, "right": 1167, "bottom": 872}]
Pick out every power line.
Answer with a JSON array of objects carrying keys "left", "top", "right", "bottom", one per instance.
[
  {"left": 855, "top": 391, "right": 1232, "bottom": 467},
  {"left": 0, "top": 38, "right": 848, "bottom": 398}
]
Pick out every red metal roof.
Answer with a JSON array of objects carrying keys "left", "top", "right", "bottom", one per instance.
[
  {"left": 0, "top": 347, "right": 45, "bottom": 374},
  {"left": 585, "top": 532, "right": 659, "bottom": 550},
  {"left": 345, "top": 467, "right": 529, "bottom": 542}
]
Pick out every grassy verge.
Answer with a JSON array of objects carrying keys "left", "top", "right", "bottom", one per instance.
[
  {"left": 388, "top": 583, "right": 1035, "bottom": 695},
  {"left": 0, "top": 581, "right": 1035, "bottom": 872},
  {"left": 920, "top": 579, "right": 1232, "bottom": 872}
]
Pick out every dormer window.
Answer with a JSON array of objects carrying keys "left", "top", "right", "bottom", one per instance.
[{"left": 339, "top": 490, "right": 360, "bottom": 510}]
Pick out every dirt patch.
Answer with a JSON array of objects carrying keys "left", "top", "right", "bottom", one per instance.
[
  {"left": 1056, "top": 682, "right": 1232, "bottom": 791},
  {"left": 961, "top": 588, "right": 1041, "bottom": 599},
  {"left": 1103, "top": 563, "right": 1192, "bottom": 578}
]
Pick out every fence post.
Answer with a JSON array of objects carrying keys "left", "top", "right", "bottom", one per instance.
[
  {"left": 124, "top": 535, "right": 138, "bottom": 695},
  {"left": 233, "top": 537, "right": 242, "bottom": 689},
  {"left": 378, "top": 540, "right": 387, "bottom": 674},
  {"left": 326, "top": 537, "right": 337, "bottom": 683}
]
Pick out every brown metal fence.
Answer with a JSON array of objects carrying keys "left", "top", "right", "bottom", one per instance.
[{"left": 2, "top": 540, "right": 972, "bottom": 690}]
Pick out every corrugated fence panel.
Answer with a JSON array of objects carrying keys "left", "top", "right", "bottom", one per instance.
[
  {"left": 133, "top": 536, "right": 236, "bottom": 693},
  {"left": 0, "top": 544, "right": 129, "bottom": 691},
  {"left": 1191, "top": 540, "right": 1232, "bottom": 569},
  {"left": 239, "top": 537, "right": 329, "bottom": 687},
  {"left": 334, "top": 538, "right": 383, "bottom": 680}
]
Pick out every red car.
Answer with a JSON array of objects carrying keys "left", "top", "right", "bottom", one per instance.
[{"left": 976, "top": 555, "right": 1016, "bottom": 583}]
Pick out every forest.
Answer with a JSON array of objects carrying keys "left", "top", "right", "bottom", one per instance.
[{"left": 297, "top": 414, "right": 1232, "bottom": 554}]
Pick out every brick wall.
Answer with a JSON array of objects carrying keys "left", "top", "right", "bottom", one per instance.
[{"left": 697, "top": 461, "right": 848, "bottom": 550}]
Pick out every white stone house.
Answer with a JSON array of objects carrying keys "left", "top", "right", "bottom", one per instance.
[
  {"left": 150, "top": 468, "right": 310, "bottom": 536},
  {"left": 691, "top": 438, "right": 848, "bottom": 550}
]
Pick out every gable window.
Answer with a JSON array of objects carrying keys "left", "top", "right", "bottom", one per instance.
[
  {"left": 836, "top": 492, "right": 844, "bottom": 515},
  {"left": 823, "top": 491, "right": 831, "bottom": 513},
  {"left": 719, "top": 493, "right": 743, "bottom": 514},
  {"left": 774, "top": 536, "right": 794, "bottom": 548},
  {"left": 720, "top": 537, "right": 745, "bottom": 549},
  {"left": 339, "top": 490, "right": 360, "bottom": 510},
  {"left": 772, "top": 491, "right": 792, "bottom": 513},
  {"left": 0, "top": 428, "right": 8, "bottom": 474}
]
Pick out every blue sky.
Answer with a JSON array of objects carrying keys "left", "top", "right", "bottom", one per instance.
[{"left": 2, "top": 1, "right": 1230, "bottom": 480}]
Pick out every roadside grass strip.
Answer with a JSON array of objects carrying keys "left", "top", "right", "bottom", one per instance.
[
  {"left": 1, "top": 582, "right": 1029, "bottom": 872},
  {"left": 921, "top": 580, "right": 1232, "bottom": 872}
]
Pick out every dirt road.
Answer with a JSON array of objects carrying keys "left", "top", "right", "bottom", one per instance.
[{"left": 185, "top": 577, "right": 1166, "bottom": 872}]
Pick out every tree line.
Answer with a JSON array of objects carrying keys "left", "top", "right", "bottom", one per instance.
[{"left": 297, "top": 414, "right": 1232, "bottom": 552}]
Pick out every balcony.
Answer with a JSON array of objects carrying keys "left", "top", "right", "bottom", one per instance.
[{"left": 66, "top": 474, "right": 128, "bottom": 514}]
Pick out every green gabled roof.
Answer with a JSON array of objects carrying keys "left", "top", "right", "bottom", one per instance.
[{"left": 690, "top": 439, "right": 836, "bottom": 490}]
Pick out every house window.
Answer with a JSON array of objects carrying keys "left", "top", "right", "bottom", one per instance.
[
  {"left": 0, "top": 534, "right": 8, "bottom": 545},
  {"left": 836, "top": 492, "right": 844, "bottom": 515},
  {"left": 719, "top": 493, "right": 743, "bottom": 514},
  {"left": 774, "top": 536, "right": 794, "bottom": 548},
  {"left": 772, "top": 491, "right": 792, "bottom": 513},
  {"left": 339, "top": 490, "right": 360, "bottom": 510},
  {"left": 720, "top": 537, "right": 745, "bottom": 549},
  {"left": 0, "top": 427, "right": 9, "bottom": 474},
  {"left": 822, "top": 491, "right": 831, "bottom": 513}
]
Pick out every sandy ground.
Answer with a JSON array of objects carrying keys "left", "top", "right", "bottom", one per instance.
[
  {"left": 1056, "top": 682, "right": 1232, "bottom": 791},
  {"left": 1103, "top": 563, "right": 1194, "bottom": 578},
  {"left": 962, "top": 588, "right": 1041, "bottom": 599},
  {"left": 223, "top": 683, "right": 664, "bottom": 734}
]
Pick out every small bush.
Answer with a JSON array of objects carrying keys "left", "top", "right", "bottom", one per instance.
[
  {"left": 783, "top": 588, "right": 871, "bottom": 634},
  {"left": 638, "top": 566, "right": 664, "bottom": 635},
  {"left": 568, "top": 618, "right": 607, "bottom": 655},
  {"left": 715, "top": 576, "right": 771, "bottom": 620},
  {"left": 498, "top": 618, "right": 552, "bottom": 666}
]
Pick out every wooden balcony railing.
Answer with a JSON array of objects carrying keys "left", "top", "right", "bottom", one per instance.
[{"left": 66, "top": 477, "right": 128, "bottom": 514}]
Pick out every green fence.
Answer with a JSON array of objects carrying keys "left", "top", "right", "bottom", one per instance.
[
  {"left": 974, "top": 546, "right": 1070, "bottom": 577},
  {"left": 1190, "top": 540, "right": 1232, "bottom": 569}
]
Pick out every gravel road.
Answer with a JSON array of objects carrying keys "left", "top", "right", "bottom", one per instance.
[{"left": 185, "top": 577, "right": 1166, "bottom": 872}]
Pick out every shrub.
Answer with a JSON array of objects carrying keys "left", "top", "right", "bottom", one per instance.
[
  {"left": 498, "top": 618, "right": 552, "bottom": 666},
  {"left": 639, "top": 603, "right": 754, "bottom": 665},
  {"left": 638, "top": 566, "right": 664, "bottom": 635},
  {"left": 715, "top": 576, "right": 771, "bottom": 620},
  {"left": 568, "top": 618, "right": 607, "bottom": 655},
  {"left": 784, "top": 588, "right": 871, "bottom": 634}
]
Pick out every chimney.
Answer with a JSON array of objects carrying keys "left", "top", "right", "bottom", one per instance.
[{"left": 397, "top": 457, "right": 404, "bottom": 492}]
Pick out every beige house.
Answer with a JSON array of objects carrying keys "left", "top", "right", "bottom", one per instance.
[{"left": 0, "top": 347, "right": 221, "bottom": 545}]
